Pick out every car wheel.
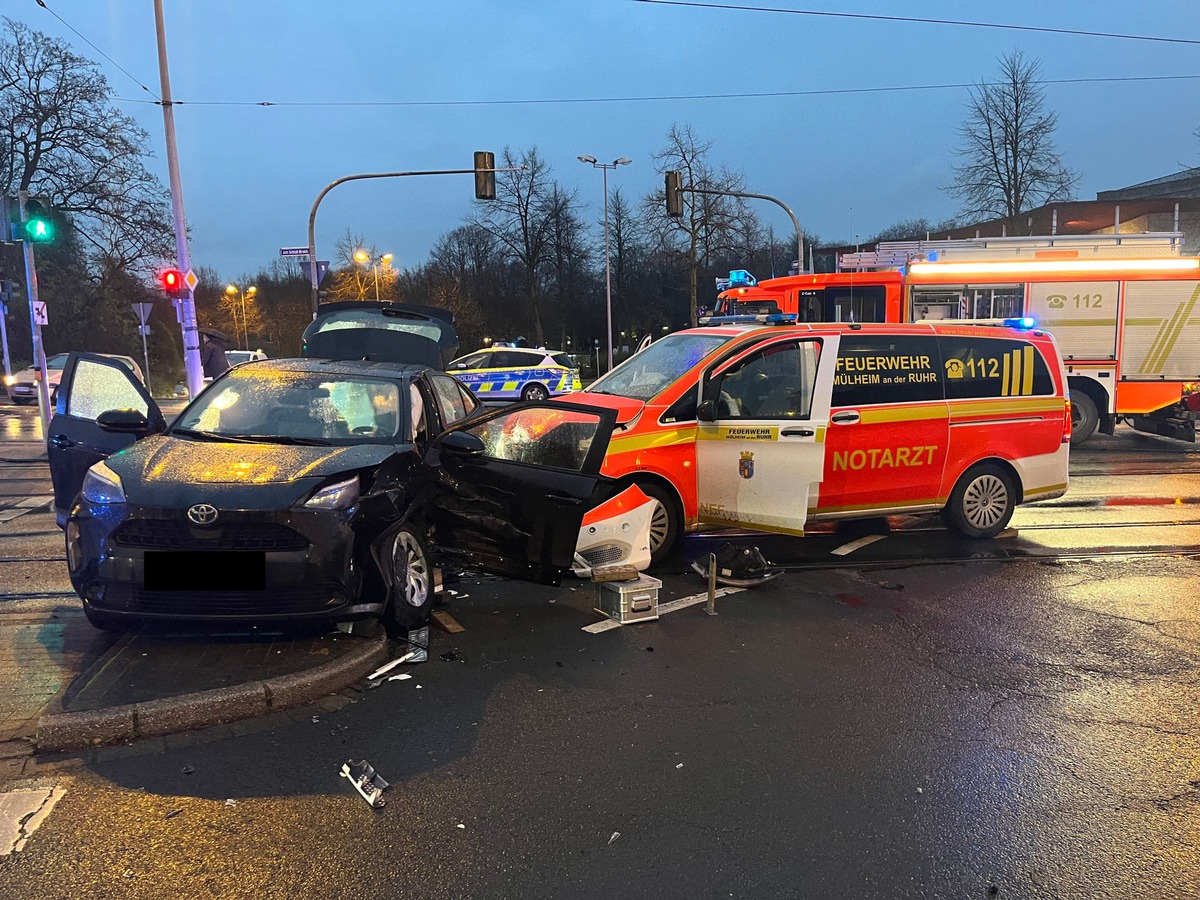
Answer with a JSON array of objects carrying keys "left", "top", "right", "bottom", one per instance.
[
  {"left": 1069, "top": 392, "right": 1098, "bottom": 444},
  {"left": 943, "top": 462, "right": 1016, "bottom": 539},
  {"left": 84, "top": 605, "right": 131, "bottom": 633},
  {"left": 521, "top": 382, "right": 549, "bottom": 401},
  {"left": 634, "top": 480, "right": 681, "bottom": 567},
  {"left": 385, "top": 525, "right": 433, "bottom": 633}
]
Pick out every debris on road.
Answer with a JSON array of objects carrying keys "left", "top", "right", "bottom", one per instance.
[
  {"left": 608, "top": 831, "right": 621, "bottom": 845},
  {"left": 368, "top": 650, "right": 419, "bottom": 680},
  {"left": 180, "top": 765, "right": 195, "bottom": 775},
  {"left": 224, "top": 799, "right": 237, "bottom": 808},
  {"left": 340, "top": 759, "right": 389, "bottom": 809},
  {"left": 690, "top": 543, "right": 782, "bottom": 587},
  {"left": 165, "top": 809, "right": 182, "bottom": 819},
  {"left": 387, "top": 673, "right": 412, "bottom": 682}
]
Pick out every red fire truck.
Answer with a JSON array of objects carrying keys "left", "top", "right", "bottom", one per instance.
[{"left": 713, "top": 235, "right": 1200, "bottom": 444}]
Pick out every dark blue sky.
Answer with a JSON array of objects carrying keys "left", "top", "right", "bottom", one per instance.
[{"left": 16, "top": 1, "right": 1200, "bottom": 280}]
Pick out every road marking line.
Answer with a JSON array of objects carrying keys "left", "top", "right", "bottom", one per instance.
[
  {"left": 0, "top": 496, "right": 52, "bottom": 524},
  {"left": 582, "top": 587, "right": 747, "bottom": 633},
  {"left": 830, "top": 535, "right": 887, "bottom": 556}
]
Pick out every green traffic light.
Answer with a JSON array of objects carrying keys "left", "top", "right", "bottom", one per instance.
[{"left": 25, "top": 216, "right": 54, "bottom": 242}]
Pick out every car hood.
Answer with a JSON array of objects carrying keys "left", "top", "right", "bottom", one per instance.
[
  {"left": 106, "top": 436, "right": 398, "bottom": 507},
  {"left": 557, "top": 391, "right": 645, "bottom": 425}
]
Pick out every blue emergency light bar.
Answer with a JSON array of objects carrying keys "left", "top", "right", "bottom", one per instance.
[
  {"left": 699, "top": 312, "right": 799, "bottom": 327},
  {"left": 727, "top": 269, "right": 757, "bottom": 287},
  {"left": 1001, "top": 316, "right": 1037, "bottom": 330}
]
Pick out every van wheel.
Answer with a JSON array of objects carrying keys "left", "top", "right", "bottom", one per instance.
[
  {"left": 943, "top": 463, "right": 1016, "bottom": 539},
  {"left": 521, "top": 382, "right": 549, "bottom": 401},
  {"left": 635, "top": 481, "right": 681, "bottom": 566},
  {"left": 1070, "top": 393, "right": 1098, "bottom": 444},
  {"left": 385, "top": 525, "right": 432, "bottom": 633}
]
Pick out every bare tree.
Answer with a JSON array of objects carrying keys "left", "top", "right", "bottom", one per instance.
[
  {"left": 642, "top": 124, "right": 759, "bottom": 324},
  {"left": 948, "top": 50, "right": 1079, "bottom": 221},
  {"left": 473, "top": 146, "right": 580, "bottom": 346},
  {"left": 0, "top": 18, "right": 173, "bottom": 273}
]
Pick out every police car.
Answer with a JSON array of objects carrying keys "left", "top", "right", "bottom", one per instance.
[{"left": 450, "top": 346, "right": 581, "bottom": 401}]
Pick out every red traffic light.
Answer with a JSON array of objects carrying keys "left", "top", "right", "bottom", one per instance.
[{"left": 160, "top": 268, "right": 187, "bottom": 298}]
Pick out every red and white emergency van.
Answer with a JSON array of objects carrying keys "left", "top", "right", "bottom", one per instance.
[{"left": 560, "top": 318, "right": 1071, "bottom": 565}]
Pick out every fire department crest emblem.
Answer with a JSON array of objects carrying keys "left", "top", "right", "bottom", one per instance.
[{"left": 738, "top": 450, "right": 754, "bottom": 479}]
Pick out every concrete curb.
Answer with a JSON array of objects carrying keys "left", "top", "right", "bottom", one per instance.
[{"left": 35, "top": 631, "right": 389, "bottom": 753}]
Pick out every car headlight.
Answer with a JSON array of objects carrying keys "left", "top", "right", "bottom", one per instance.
[
  {"left": 81, "top": 461, "right": 126, "bottom": 504},
  {"left": 302, "top": 475, "right": 359, "bottom": 511}
]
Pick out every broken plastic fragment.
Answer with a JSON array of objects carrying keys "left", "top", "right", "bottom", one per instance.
[
  {"left": 368, "top": 650, "right": 418, "bottom": 680},
  {"left": 387, "top": 673, "right": 413, "bottom": 682},
  {"left": 224, "top": 799, "right": 237, "bottom": 808},
  {"left": 166, "top": 809, "right": 182, "bottom": 819},
  {"left": 180, "top": 765, "right": 195, "bottom": 775},
  {"left": 456, "top": 823, "right": 465, "bottom": 829},
  {"left": 608, "top": 831, "right": 620, "bottom": 845},
  {"left": 340, "top": 759, "right": 389, "bottom": 809},
  {"left": 676, "top": 763, "right": 684, "bottom": 769},
  {"left": 407, "top": 626, "right": 430, "bottom": 663}
]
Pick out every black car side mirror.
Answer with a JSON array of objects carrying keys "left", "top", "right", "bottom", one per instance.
[
  {"left": 97, "top": 408, "right": 151, "bottom": 433},
  {"left": 438, "top": 430, "right": 486, "bottom": 454},
  {"left": 696, "top": 399, "right": 717, "bottom": 422}
]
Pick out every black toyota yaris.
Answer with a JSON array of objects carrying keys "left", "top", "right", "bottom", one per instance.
[{"left": 48, "top": 353, "right": 616, "bottom": 632}]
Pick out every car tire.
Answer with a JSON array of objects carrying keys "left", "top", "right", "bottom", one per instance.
[
  {"left": 384, "top": 525, "right": 433, "bottom": 633},
  {"left": 521, "top": 382, "right": 549, "bottom": 401},
  {"left": 84, "top": 605, "right": 130, "bottom": 633},
  {"left": 634, "top": 480, "right": 682, "bottom": 567},
  {"left": 1070, "top": 392, "right": 1099, "bottom": 444},
  {"left": 943, "top": 462, "right": 1016, "bottom": 539}
]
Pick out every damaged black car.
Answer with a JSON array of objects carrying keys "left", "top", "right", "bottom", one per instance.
[{"left": 48, "top": 353, "right": 616, "bottom": 632}]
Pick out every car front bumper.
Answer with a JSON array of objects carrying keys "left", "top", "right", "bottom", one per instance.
[{"left": 66, "top": 501, "right": 381, "bottom": 624}]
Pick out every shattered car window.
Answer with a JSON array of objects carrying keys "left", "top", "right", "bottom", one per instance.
[
  {"left": 464, "top": 407, "right": 600, "bottom": 471},
  {"left": 176, "top": 369, "right": 402, "bottom": 443},
  {"left": 67, "top": 358, "right": 148, "bottom": 421},
  {"left": 309, "top": 310, "right": 444, "bottom": 343}
]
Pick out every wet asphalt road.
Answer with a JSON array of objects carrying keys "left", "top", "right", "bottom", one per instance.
[{"left": 0, "top": 404, "right": 1198, "bottom": 898}]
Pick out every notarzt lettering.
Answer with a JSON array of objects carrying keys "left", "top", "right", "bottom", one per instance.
[{"left": 832, "top": 446, "right": 938, "bottom": 471}]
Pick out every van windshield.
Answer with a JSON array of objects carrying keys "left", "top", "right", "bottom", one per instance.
[{"left": 586, "top": 333, "right": 734, "bottom": 400}]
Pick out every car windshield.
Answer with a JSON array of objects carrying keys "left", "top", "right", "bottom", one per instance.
[
  {"left": 225, "top": 351, "right": 254, "bottom": 366},
  {"left": 173, "top": 368, "right": 403, "bottom": 444},
  {"left": 586, "top": 333, "right": 735, "bottom": 400},
  {"left": 46, "top": 353, "right": 69, "bottom": 369},
  {"left": 311, "top": 310, "right": 444, "bottom": 342}
]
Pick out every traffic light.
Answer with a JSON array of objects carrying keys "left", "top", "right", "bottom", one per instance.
[
  {"left": 665, "top": 171, "right": 683, "bottom": 218},
  {"left": 23, "top": 199, "right": 55, "bottom": 243},
  {"left": 474, "top": 151, "right": 496, "bottom": 201},
  {"left": 160, "top": 268, "right": 187, "bottom": 298},
  {"left": 0, "top": 196, "right": 15, "bottom": 244}
]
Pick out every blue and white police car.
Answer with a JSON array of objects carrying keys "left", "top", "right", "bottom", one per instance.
[{"left": 450, "top": 346, "right": 581, "bottom": 401}]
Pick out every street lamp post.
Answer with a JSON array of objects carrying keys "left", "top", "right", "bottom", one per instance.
[
  {"left": 354, "top": 250, "right": 393, "bottom": 301},
  {"left": 224, "top": 284, "right": 257, "bottom": 350},
  {"left": 578, "top": 155, "right": 631, "bottom": 373}
]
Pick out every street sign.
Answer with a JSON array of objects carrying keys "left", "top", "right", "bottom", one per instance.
[
  {"left": 32, "top": 301, "right": 47, "bottom": 325},
  {"left": 139, "top": 325, "right": 151, "bottom": 336},
  {"left": 300, "top": 260, "right": 330, "bottom": 285},
  {"left": 131, "top": 302, "right": 153, "bottom": 325},
  {"left": 280, "top": 247, "right": 310, "bottom": 258},
  {"left": 183, "top": 269, "right": 198, "bottom": 291}
]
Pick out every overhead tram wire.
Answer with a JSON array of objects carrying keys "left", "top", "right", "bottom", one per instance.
[
  {"left": 113, "top": 73, "right": 1200, "bottom": 110},
  {"left": 32, "top": 0, "right": 161, "bottom": 101},
  {"left": 630, "top": 0, "right": 1200, "bottom": 47}
]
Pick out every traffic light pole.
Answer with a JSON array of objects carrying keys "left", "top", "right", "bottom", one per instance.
[
  {"left": 17, "top": 192, "right": 52, "bottom": 434},
  {"left": 668, "top": 181, "right": 805, "bottom": 277},
  {"left": 306, "top": 158, "right": 516, "bottom": 317},
  {"left": 154, "top": 0, "right": 203, "bottom": 399}
]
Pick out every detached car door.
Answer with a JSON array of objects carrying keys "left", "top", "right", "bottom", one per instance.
[
  {"left": 426, "top": 401, "right": 617, "bottom": 584},
  {"left": 47, "top": 353, "right": 165, "bottom": 527}
]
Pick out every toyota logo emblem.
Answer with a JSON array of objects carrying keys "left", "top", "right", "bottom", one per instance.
[{"left": 187, "top": 503, "right": 219, "bottom": 526}]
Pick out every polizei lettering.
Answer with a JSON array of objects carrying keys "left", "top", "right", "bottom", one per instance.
[{"left": 831, "top": 446, "right": 938, "bottom": 471}]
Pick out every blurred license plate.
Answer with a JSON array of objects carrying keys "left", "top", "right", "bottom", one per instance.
[{"left": 144, "top": 551, "right": 266, "bottom": 591}]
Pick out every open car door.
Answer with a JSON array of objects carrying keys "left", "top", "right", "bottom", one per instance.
[
  {"left": 426, "top": 401, "right": 617, "bottom": 584},
  {"left": 47, "top": 353, "right": 166, "bottom": 527}
]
